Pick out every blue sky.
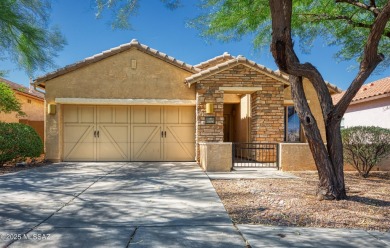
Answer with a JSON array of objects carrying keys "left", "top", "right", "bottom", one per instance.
[{"left": 2, "top": 0, "right": 389, "bottom": 90}]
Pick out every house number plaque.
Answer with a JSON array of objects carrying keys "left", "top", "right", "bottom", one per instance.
[{"left": 205, "top": 116, "right": 216, "bottom": 124}]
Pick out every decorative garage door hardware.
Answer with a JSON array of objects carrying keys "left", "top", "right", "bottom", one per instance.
[
  {"left": 63, "top": 105, "right": 195, "bottom": 162},
  {"left": 93, "top": 131, "right": 100, "bottom": 138}
]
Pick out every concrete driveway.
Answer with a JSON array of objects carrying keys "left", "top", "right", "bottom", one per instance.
[{"left": 0, "top": 162, "right": 246, "bottom": 247}]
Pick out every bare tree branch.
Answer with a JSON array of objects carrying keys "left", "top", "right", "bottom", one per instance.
[
  {"left": 298, "top": 13, "right": 390, "bottom": 38},
  {"left": 335, "top": 0, "right": 380, "bottom": 16},
  {"left": 370, "top": 0, "right": 377, "bottom": 9},
  {"left": 334, "top": 1, "right": 390, "bottom": 118},
  {"left": 270, "top": 2, "right": 334, "bottom": 123}
]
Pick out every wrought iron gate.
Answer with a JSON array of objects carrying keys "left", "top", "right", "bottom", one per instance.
[{"left": 232, "top": 143, "right": 279, "bottom": 168}]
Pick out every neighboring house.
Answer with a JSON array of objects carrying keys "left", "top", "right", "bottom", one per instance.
[
  {"left": 33, "top": 39, "right": 340, "bottom": 166},
  {"left": 332, "top": 77, "right": 390, "bottom": 171},
  {"left": 332, "top": 77, "right": 390, "bottom": 128},
  {"left": 0, "top": 77, "right": 44, "bottom": 141}
]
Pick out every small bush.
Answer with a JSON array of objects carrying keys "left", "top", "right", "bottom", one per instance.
[
  {"left": 342, "top": 126, "right": 390, "bottom": 177},
  {"left": 0, "top": 122, "right": 43, "bottom": 164}
]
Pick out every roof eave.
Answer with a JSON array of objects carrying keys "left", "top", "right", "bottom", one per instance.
[
  {"left": 349, "top": 92, "right": 390, "bottom": 105},
  {"left": 185, "top": 58, "right": 289, "bottom": 87},
  {"left": 33, "top": 39, "right": 200, "bottom": 86}
]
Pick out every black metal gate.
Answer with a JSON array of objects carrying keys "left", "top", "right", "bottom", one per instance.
[{"left": 232, "top": 143, "right": 279, "bottom": 168}]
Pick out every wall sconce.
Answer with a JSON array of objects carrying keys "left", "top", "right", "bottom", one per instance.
[
  {"left": 206, "top": 103, "right": 214, "bottom": 114},
  {"left": 48, "top": 104, "right": 56, "bottom": 115}
]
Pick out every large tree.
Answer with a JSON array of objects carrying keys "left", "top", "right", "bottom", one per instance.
[
  {"left": 95, "top": 0, "right": 390, "bottom": 200},
  {"left": 267, "top": 1, "right": 390, "bottom": 200},
  {"left": 0, "top": 0, "right": 66, "bottom": 76}
]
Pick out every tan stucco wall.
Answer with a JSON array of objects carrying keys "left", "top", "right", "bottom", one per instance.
[
  {"left": 280, "top": 143, "right": 355, "bottom": 171},
  {"left": 284, "top": 78, "right": 326, "bottom": 142},
  {"left": 44, "top": 48, "right": 195, "bottom": 161},
  {"left": 0, "top": 93, "right": 44, "bottom": 122},
  {"left": 199, "top": 142, "right": 232, "bottom": 172},
  {"left": 233, "top": 95, "right": 251, "bottom": 143}
]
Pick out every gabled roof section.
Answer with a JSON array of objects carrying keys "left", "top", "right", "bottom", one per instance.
[
  {"left": 185, "top": 55, "right": 289, "bottom": 86},
  {"left": 0, "top": 77, "right": 44, "bottom": 100},
  {"left": 325, "top": 82, "right": 342, "bottom": 94},
  {"left": 332, "top": 77, "right": 390, "bottom": 105},
  {"left": 275, "top": 70, "right": 342, "bottom": 94},
  {"left": 34, "top": 39, "right": 200, "bottom": 89},
  {"left": 194, "top": 52, "right": 235, "bottom": 70}
]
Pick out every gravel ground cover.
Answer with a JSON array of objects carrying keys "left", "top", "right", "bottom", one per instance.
[{"left": 212, "top": 172, "right": 390, "bottom": 231}]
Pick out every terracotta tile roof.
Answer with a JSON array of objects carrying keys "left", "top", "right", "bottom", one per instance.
[
  {"left": 194, "top": 52, "right": 235, "bottom": 70},
  {"left": 0, "top": 77, "right": 44, "bottom": 99},
  {"left": 34, "top": 39, "right": 200, "bottom": 88},
  {"left": 185, "top": 55, "right": 290, "bottom": 86},
  {"left": 332, "top": 77, "right": 390, "bottom": 104}
]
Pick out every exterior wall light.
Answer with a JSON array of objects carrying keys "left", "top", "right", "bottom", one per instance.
[
  {"left": 48, "top": 104, "right": 56, "bottom": 115},
  {"left": 206, "top": 103, "right": 214, "bottom": 114}
]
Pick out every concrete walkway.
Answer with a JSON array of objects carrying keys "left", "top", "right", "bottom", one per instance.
[
  {"left": 206, "top": 167, "right": 299, "bottom": 180},
  {"left": 0, "top": 162, "right": 389, "bottom": 247},
  {"left": 238, "top": 225, "right": 390, "bottom": 248}
]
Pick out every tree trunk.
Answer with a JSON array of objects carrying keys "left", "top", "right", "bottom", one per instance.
[
  {"left": 289, "top": 75, "right": 346, "bottom": 200},
  {"left": 268, "top": 0, "right": 390, "bottom": 200}
]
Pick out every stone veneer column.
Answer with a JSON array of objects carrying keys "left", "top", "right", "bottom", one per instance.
[
  {"left": 195, "top": 82, "right": 224, "bottom": 161},
  {"left": 250, "top": 83, "right": 285, "bottom": 143}
]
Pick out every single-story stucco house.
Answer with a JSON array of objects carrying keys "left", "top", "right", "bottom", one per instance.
[
  {"left": 332, "top": 77, "right": 390, "bottom": 171},
  {"left": 33, "top": 39, "right": 341, "bottom": 170},
  {"left": 0, "top": 77, "right": 44, "bottom": 141}
]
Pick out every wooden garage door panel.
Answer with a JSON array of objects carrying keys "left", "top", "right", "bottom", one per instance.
[
  {"left": 132, "top": 125, "right": 162, "bottom": 161},
  {"left": 164, "top": 106, "right": 196, "bottom": 124},
  {"left": 132, "top": 125, "right": 161, "bottom": 142},
  {"left": 180, "top": 106, "right": 196, "bottom": 124},
  {"left": 97, "top": 124, "right": 129, "bottom": 161},
  {"left": 164, "top": 142, "right": 195, "bottom": 161},
  {"left": 63, "top": 124, "right": 95, "bottom": 161},
  {"left": 98, "top": 125, "right": 129, "bottom": 143},
  {"left": 164, "top": 125, "right": 195, "bottom": 161},
  {"left": 97, "top": 143, "right": 128, "bottom": 161},
  {"left": 80, "top": 106, "right": 95, "bottom": 123},
  {"left": 165, "top": 125, "right": 195, "bottom": 143},
  {"left": 63, "top": 105, "right": 195, "bottom": 162},
  {"left": 63, "top": 125, "right": 94, "bottom": 143},
  {"left": 64, "top": 142, "right": 95, "bottom": 161},
  {"left": 132, "top": 106, "right": 162, "bottom": 124},
  {"left": 132, "top": 142, "right": 163, "bottom": 161},
  {"left": 63, "top": 105, "right": 79, "bottom": 123}
]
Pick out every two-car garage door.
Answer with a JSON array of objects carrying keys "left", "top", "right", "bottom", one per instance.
[{"left": 63, "top": 105, "right": 195, "bottom": 161}]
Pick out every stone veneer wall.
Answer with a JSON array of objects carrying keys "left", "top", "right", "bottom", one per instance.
[
  {"left": 251, "top": 85, "right": 284, "bottom": 143},
  {"left": 195, "top": 64, "right": 285, "bottom": 161}
]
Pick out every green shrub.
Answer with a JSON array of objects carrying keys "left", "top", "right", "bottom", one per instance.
[
  {"left": 342, "top": 126, "right": 390, "bottom": 177},
  {"left": 0, "top": 122, "right": 43, "bottom": 164}
]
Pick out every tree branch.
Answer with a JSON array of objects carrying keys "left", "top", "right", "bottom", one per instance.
[
  {"left": 298, "top": 13, "right": 390, "bottom": 38},
  {"left": 270, "top": 1, "right": 334, "bottom": 122},
  {"left": 335, "top": 0, "right": 380, "bottom": 17},
  {"left": 334, "top": 1, "right": 390, "bottom": 119}
]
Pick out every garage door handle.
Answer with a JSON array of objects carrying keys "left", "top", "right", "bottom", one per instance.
[
  {"left": 164, "top": 131, "right": 166, "bottom": 137},
  {"left": 97, "top": 131, "right": 100, "bottom": 138},
  {"left": 94, "top": 131, "right": 96, "bottom": 138},
  {"left": 161, "top": 131, "right": 164, "bottom": 138}
]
